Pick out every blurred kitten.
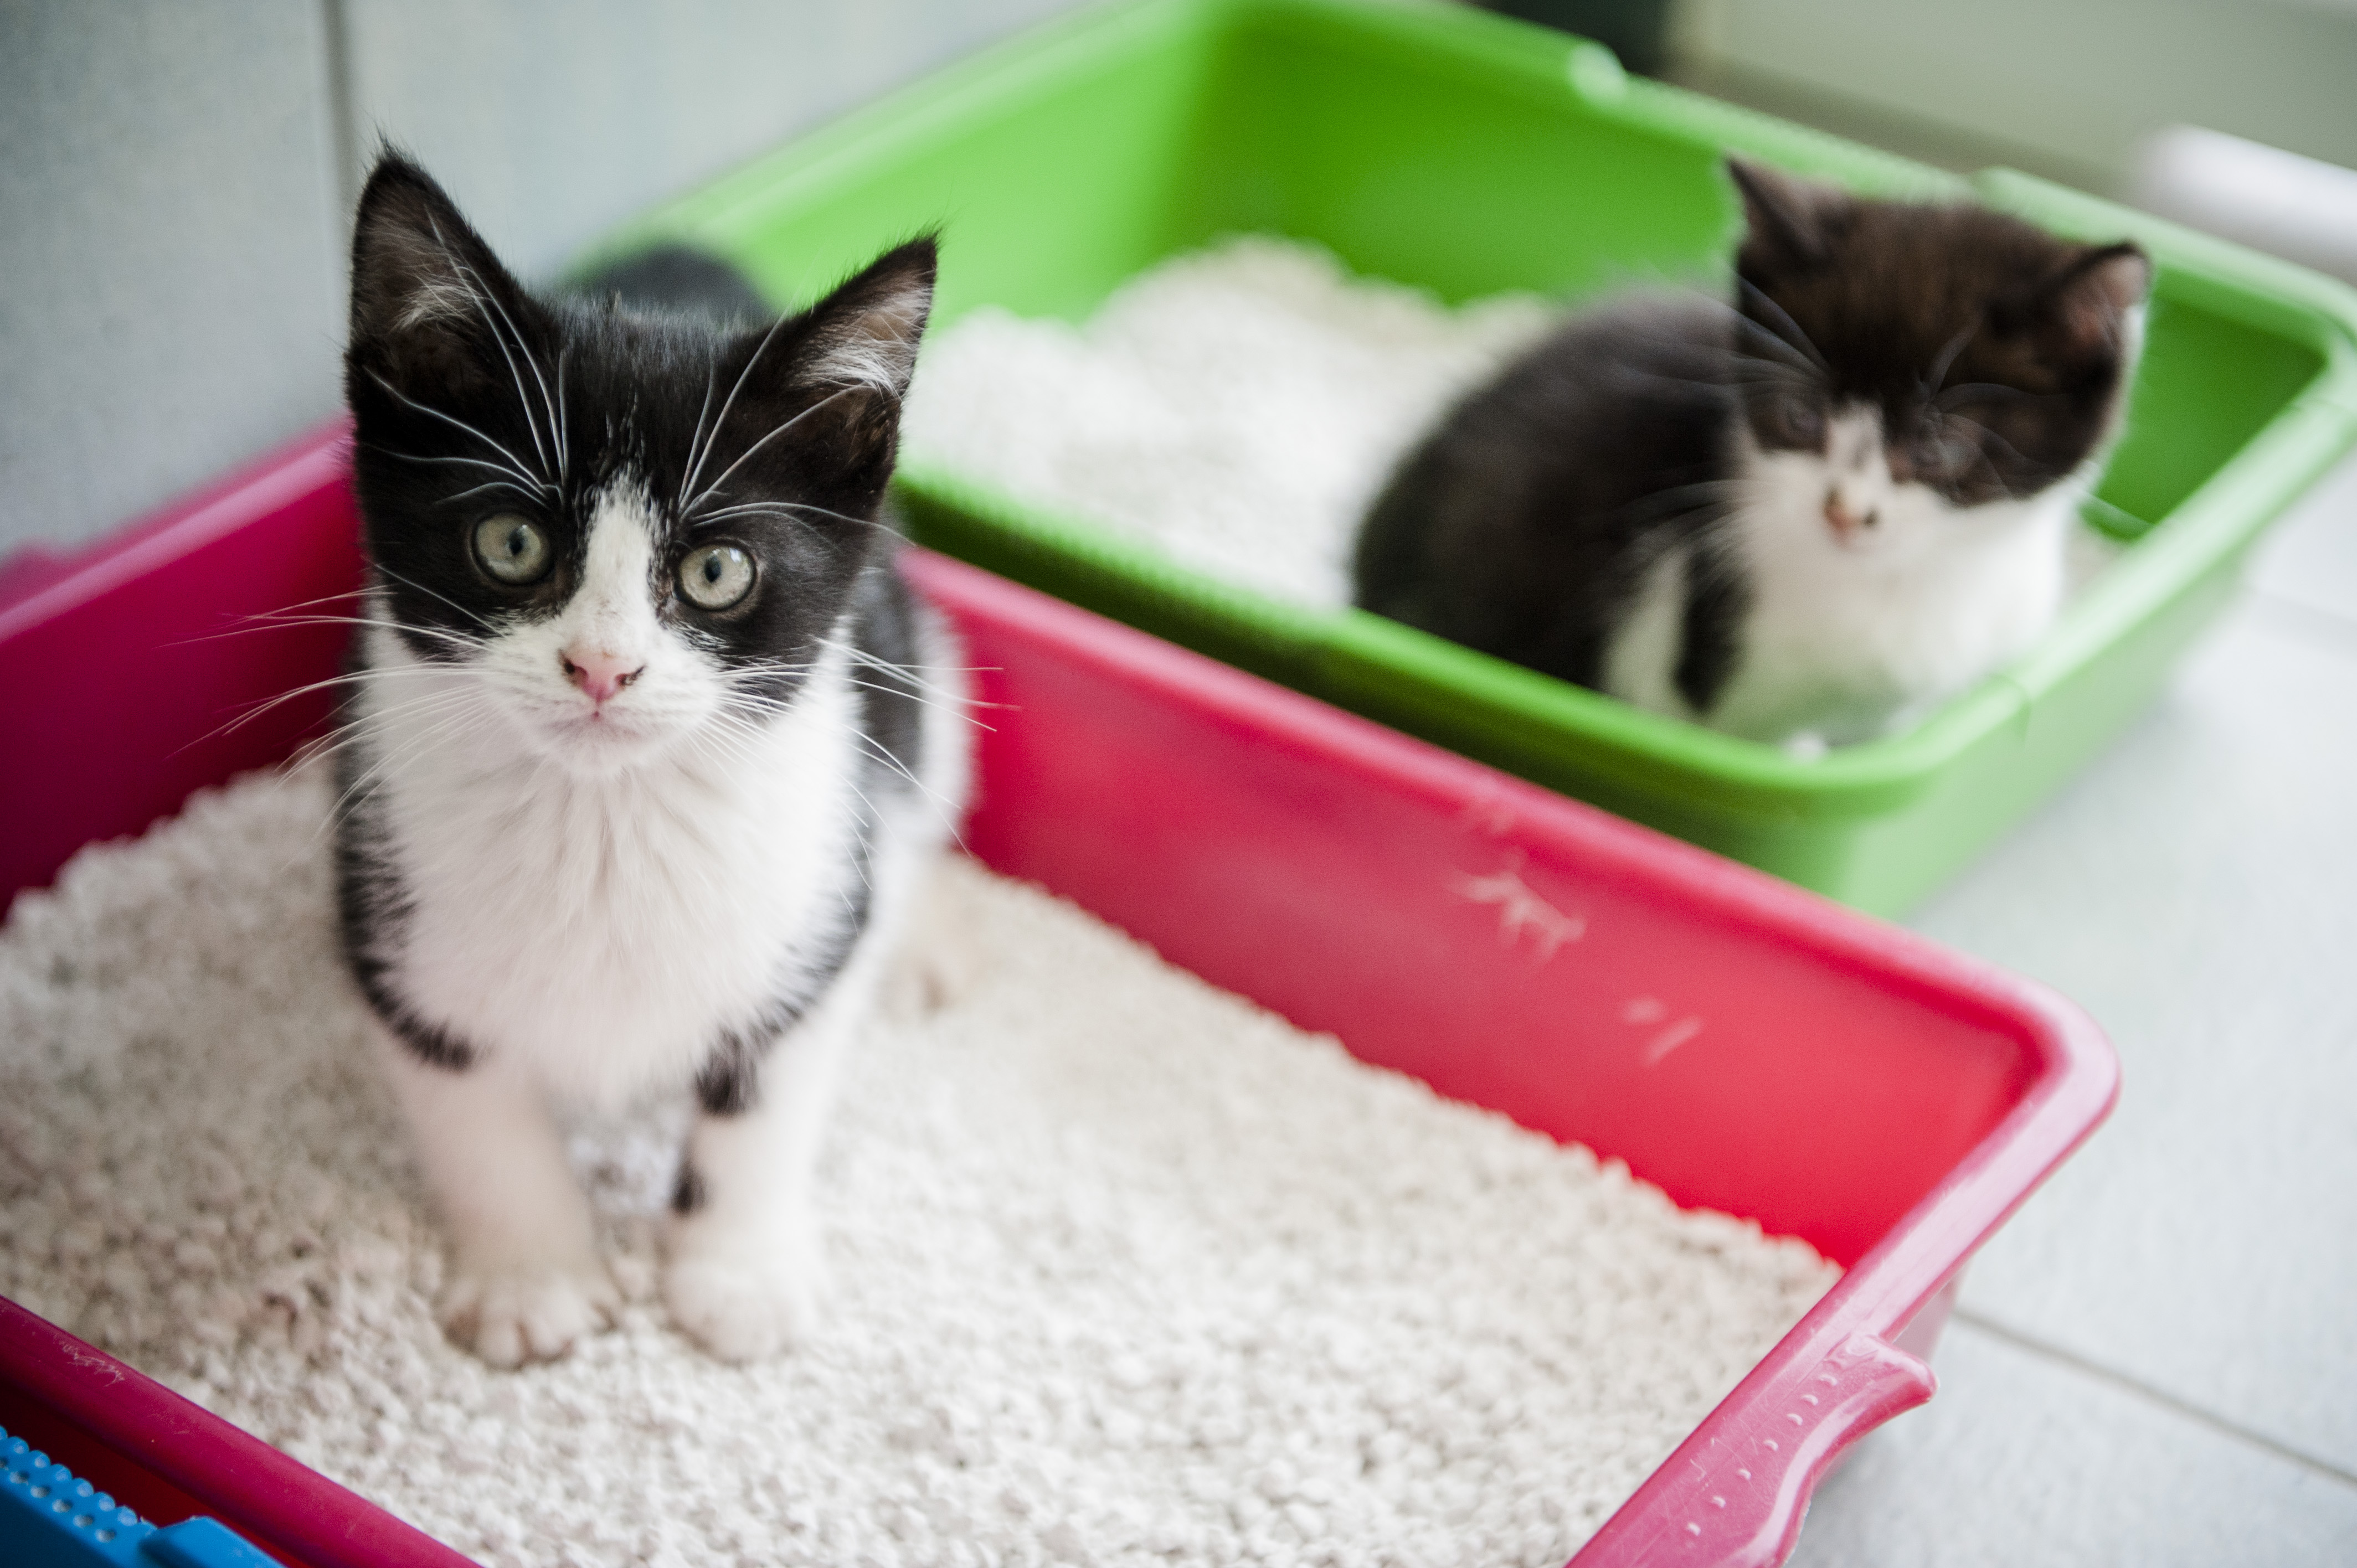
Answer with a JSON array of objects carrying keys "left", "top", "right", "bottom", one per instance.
[{"left": 1355, "top": 159, "right": 2149, "bottom": 750}]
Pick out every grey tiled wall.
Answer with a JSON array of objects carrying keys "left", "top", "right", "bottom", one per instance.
[{"left": 0, "top": 0, "right": 1084, "bottom": 559}]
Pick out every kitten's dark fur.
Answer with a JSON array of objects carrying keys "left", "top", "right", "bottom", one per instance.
[
  {"left": 1355, "top": 159, "right": 2149, "bottom": 747},
  {"left": 574, "top": 244, "right": 774, "bottom": 325}
]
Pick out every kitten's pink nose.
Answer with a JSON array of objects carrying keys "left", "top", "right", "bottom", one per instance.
[
  {"left": 1824, "top": 493, "right": 1879, "bottom": 541},
  {"left": 562, "top": 648, "right": 644, "bottom": 704}
]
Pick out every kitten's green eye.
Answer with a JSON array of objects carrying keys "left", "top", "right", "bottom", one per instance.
[
  {"left": 473, "top": 514, "right": 552, "bottom": 585},
  {"left": 1777, "top": 393, "right": 1824, "bottom": 447},
  {"left": 678, "top": 543, "right": 755, "bottom": 611}
]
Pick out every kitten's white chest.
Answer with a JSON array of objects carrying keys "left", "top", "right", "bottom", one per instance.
[
  {"left": 362, "top": 656, "right": 862, "bottom": 1107},
  {"left": 1696, "top": 461, "right": 2078, "bottom": 745}
]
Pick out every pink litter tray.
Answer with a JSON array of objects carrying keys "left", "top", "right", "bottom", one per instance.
[{"left": 0, "top": 426, "right": 2117, "bottom": 1567}]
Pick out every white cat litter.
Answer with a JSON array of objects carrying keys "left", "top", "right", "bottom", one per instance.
[
  {"left": 900, "top": 235, "right": 2126, "bottom": 609},
  {"left": 0, "top": 768, "right": 1838, "bottom": 1568},
  {"left": 900, "top": 237, "right": 1559, "bottom": 608}
]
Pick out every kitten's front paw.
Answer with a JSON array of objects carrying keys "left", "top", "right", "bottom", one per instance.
[
  {"left": 664, "top": 1228, "right": 830, "bottom": 1362},
  {"left": 887, "top": 936, "right": 984, "bottom": 1020},
  {"left": 439, "top": 1260, "right": 620, "bottom": 1368}
]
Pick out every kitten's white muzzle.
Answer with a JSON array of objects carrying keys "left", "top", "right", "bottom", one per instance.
[
  {"left": 511, "top": 485, "right": 709, "bottom": 770},
  {"left": 532, "top": 680, "right": 680, "bottom": 768}
]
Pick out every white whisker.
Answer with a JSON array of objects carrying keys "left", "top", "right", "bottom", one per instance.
[
  {"left": 455, "top": 257, "right": 564, "bottom": 488},
  {"left": 369, "top": 564, "right": 502, "bottom": 633},
  {"left": 821, "top": 637, "right": 1001, "bottom": 708},
  {"left": 426, "top": 214, "right": 550, "bottom": 478},
  {"left": 1733, "top": 276, "right": 1830, "bottom": 374},
  {"left": 195, "top": 610, "right": 487, "bottom": 654},
  {"left": 681, "top": 312, "right": 794, "bottom": 510},
  {"left": 553, "top": 344, "right": 570, "bottom": 482},
  {"left": 683, "top": 388, "right": 859, "bottom": 517},
  {"left": 1925, "top": 321, "right": 1979, "bottom": 397},
  {"left": 364, "top": 369, "right": 546, "bottom": 492},
  {"left": 364, "top": 443, "right": 553, "bottom": 497},
  {"left": 440, "top": 478, "right": 551, "bottom": 506},
  {"left": 681, "top": 360, "right": 722, "bottom": 510}
]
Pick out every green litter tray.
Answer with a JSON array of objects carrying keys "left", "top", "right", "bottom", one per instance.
[{"left": 586, "top": 0, "right": 2357, "bottom": 916}]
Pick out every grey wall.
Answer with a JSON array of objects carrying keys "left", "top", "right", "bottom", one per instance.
[
  {"left": 0, "top": 2, "right": 347, "bottom": 560},
  {"left": 0, "top": 0, "right": 1084, "bottom": 559},
  {"left": 9, "top": 0, "right": 2355, "bottom": 560}
]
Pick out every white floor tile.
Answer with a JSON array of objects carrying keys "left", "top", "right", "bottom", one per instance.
[
  {"left": 1908, "top": 598, "right": 2357, "bottom": 1473},
  {"left": 2249, "top": 448, "right": 2357, "bottom": 630},
  {"left": 1788, "top": 1321, "right": 2357, "bottom": 1568}
]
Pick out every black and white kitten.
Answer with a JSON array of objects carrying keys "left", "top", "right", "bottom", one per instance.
[
  {"left": 335, "top": 154, "right": 967, "bottom": 1364},
  {"left": 1355, "top": 159, "right": 2150, "bottom": 750}
]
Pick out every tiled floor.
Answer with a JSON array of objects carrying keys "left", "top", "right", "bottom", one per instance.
[{"left": 1788, "top": 452, "right": 2357, "bottom": 1564}]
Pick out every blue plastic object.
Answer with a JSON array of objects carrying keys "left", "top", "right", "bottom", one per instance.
[
  {"left": 0, "top": 1427, "right": 279, "bottom": 1568},
  {"left": 138, "top": 1518, "right": 284, "bottom": 1568},
  {"left": 1, "top": 1428, "right": 151, "bottom": 1568}
]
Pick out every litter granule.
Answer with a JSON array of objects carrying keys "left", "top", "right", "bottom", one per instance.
[
  {"left": 900, "top": 234, "right": 2128, "bottom": 608},
  {"left": 900, "top": 236, "right": 1558, "bottom": 608},
  {"left": 0, "top": 768, "right": 1838, "bottom": 1568}
]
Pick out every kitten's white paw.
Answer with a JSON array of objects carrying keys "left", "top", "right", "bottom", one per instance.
[
  {"left": 663, "top": 1229, "right": 830, "bottom": 1362},
  {"left": 438, "top": 1259, "right": 620, "bottom": 1368},
  {"left": 887, "top": 936, "right": 984, "bottom": 1019},
  {"left": 886, "top": 866, "right": 991, "bottom": 1019}
]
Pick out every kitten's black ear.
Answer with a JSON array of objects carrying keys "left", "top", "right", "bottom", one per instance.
[
  {"left": 347, "top": 151, "right": 536, "bottom": 388},
  {"left": 1991, "top": 241, "right": 2151, "bottom": 355},
  {"left": 789, "top": 236, "right": 938, "bottom": 402},
  {"left": 1727, "top": 157, "right": 1842, "bottom": 272}
]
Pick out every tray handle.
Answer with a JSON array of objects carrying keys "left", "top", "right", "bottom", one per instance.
[{"left": 1581, "top": 1331, "right": 1935, "bottom": 1567}]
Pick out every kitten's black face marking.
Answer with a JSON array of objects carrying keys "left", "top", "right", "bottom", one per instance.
[
  {"left": 1726, "top": 159, "right": 2148, "bottom": 507},
  {"left": 343, "top": 153, "right": 936, "bottom": 711}
]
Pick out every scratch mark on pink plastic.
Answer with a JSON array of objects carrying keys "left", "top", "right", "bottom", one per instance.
[
  {"left": 1450, "top": 854, "right": 1583, "bottom": 960},
  {"left": 64, "top": 1344, "right": 125, "bottom": 1384},
  {"left": 1642, "top": 1016, "right": 1704, "bottom": 1066},
  {"left": 1622, "top": 995, "right": 1669, "bottom": 1025},
  {"left": 1455, "top": 795, "right": 1521, "bottom": 838}
]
